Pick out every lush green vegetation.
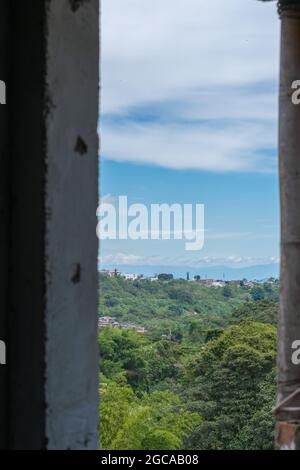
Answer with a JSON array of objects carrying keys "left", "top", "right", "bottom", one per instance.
[{"left": 98, "top": 274, "right": 279, "bottom": 450}]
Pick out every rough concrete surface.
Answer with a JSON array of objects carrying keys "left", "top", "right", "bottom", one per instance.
[{"left": 45, "top": 0, "right": 99, "bottom": 450}]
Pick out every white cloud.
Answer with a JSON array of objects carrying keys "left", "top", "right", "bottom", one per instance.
[
  {"left": 99, "top": 252, "right": 279, "bottom": 268},
  {"left": 102, "top": 0, "right": 279, "bottom": 113},
  {"left": 188, "top": 255, "right": 280, "bottom": 267},
  {"left": 101, "top": 0, "right": 280, "bottom": 172},
  {"left": 100, "top": 252, "right": 145, "bottom": 265},
  {"left": 102, "top": 119, "right": 276, "bottom": 172}
]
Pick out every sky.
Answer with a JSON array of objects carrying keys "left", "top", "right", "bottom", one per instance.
[{"left": 99, "top": 0, "right": 280, "bottom": 271}]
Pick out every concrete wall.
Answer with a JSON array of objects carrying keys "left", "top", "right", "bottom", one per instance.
[
  {"left": 45, "top": 0, "right": 99, "bottom": 449},
  {"left": 0, "top": 0, "right": 99, "bottom": 450},
  {"left": 276, "top": 7, "right": 300, "bottom": 449}
]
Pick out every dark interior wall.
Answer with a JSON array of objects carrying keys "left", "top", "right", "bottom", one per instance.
[
  {"left": 0, "top": 0, "right": 11, "bottom": 450},
  {"left": 0, "top": 2, "right": 48, "bottom": 448},
  {"left": 9, "top": 0, "right": 47, "bottom": 449},
  {"left": 0, "top": 0, "right": 99, "bottom": 449},
  {"left": 0, "top": 2, "right": 48, "bottom": 449}
]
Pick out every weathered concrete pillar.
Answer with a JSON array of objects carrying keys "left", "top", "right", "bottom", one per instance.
[
  {"left": 276, "top": 1, "right": 300, "bottom": 450},
  {"left": 0, "top": 0, "right": 99, "bottom": 449}
]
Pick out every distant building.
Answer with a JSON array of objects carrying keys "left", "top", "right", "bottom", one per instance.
[
  {"left": 242, "top": 280, "right": 255, "bottom": 288},
  {"left": 101, "top": 316, "right": 113, "bottom": 322},
  {"left": 136, "top": 326, "right": 146, "bottom": 334},
  {"left": 123, "top": 273, "right": 140, "bottom": 281},
  {"left": 194, "top": 278, "right": 215, "bottom": 286},
  {"left": 119, "top": 322, "right": 131, "bottom": 329},
  {"left": 100, "top": 269, "right": 110, "bottom": 276},
  {"left": 100, "top": 269, "right": 121, "bottom": 277},
  {"left": 211, "top": 280, "right": 226, "bottom": 287},
  {"left": 98, "top": 316, "right": 114, "bottom": 328},
  {"left": 193, "top": 278, "right": 246, "bottom": 288},
  {"left": 98, "top": 316, "right": 146, "bottom": 333}
]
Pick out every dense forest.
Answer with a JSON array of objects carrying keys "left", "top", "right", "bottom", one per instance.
[{"left": 98, "top": 274, "right": 279, "bottom": 450}]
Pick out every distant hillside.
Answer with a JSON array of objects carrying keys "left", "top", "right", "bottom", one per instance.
[
  {"left": 101, "top": 263, "right": 279, "bottom": 281},
  {"left": 99, "top": 274, "right": 279, "bottom": 335}
]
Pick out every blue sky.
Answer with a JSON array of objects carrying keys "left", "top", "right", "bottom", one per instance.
[{"left": 99, "top": 0, "right": 280, "bottom": 269}]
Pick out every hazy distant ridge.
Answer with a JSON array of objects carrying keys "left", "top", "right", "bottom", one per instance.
[{"left": 101, "top": 263, "right": 279, "bottom": 281}]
